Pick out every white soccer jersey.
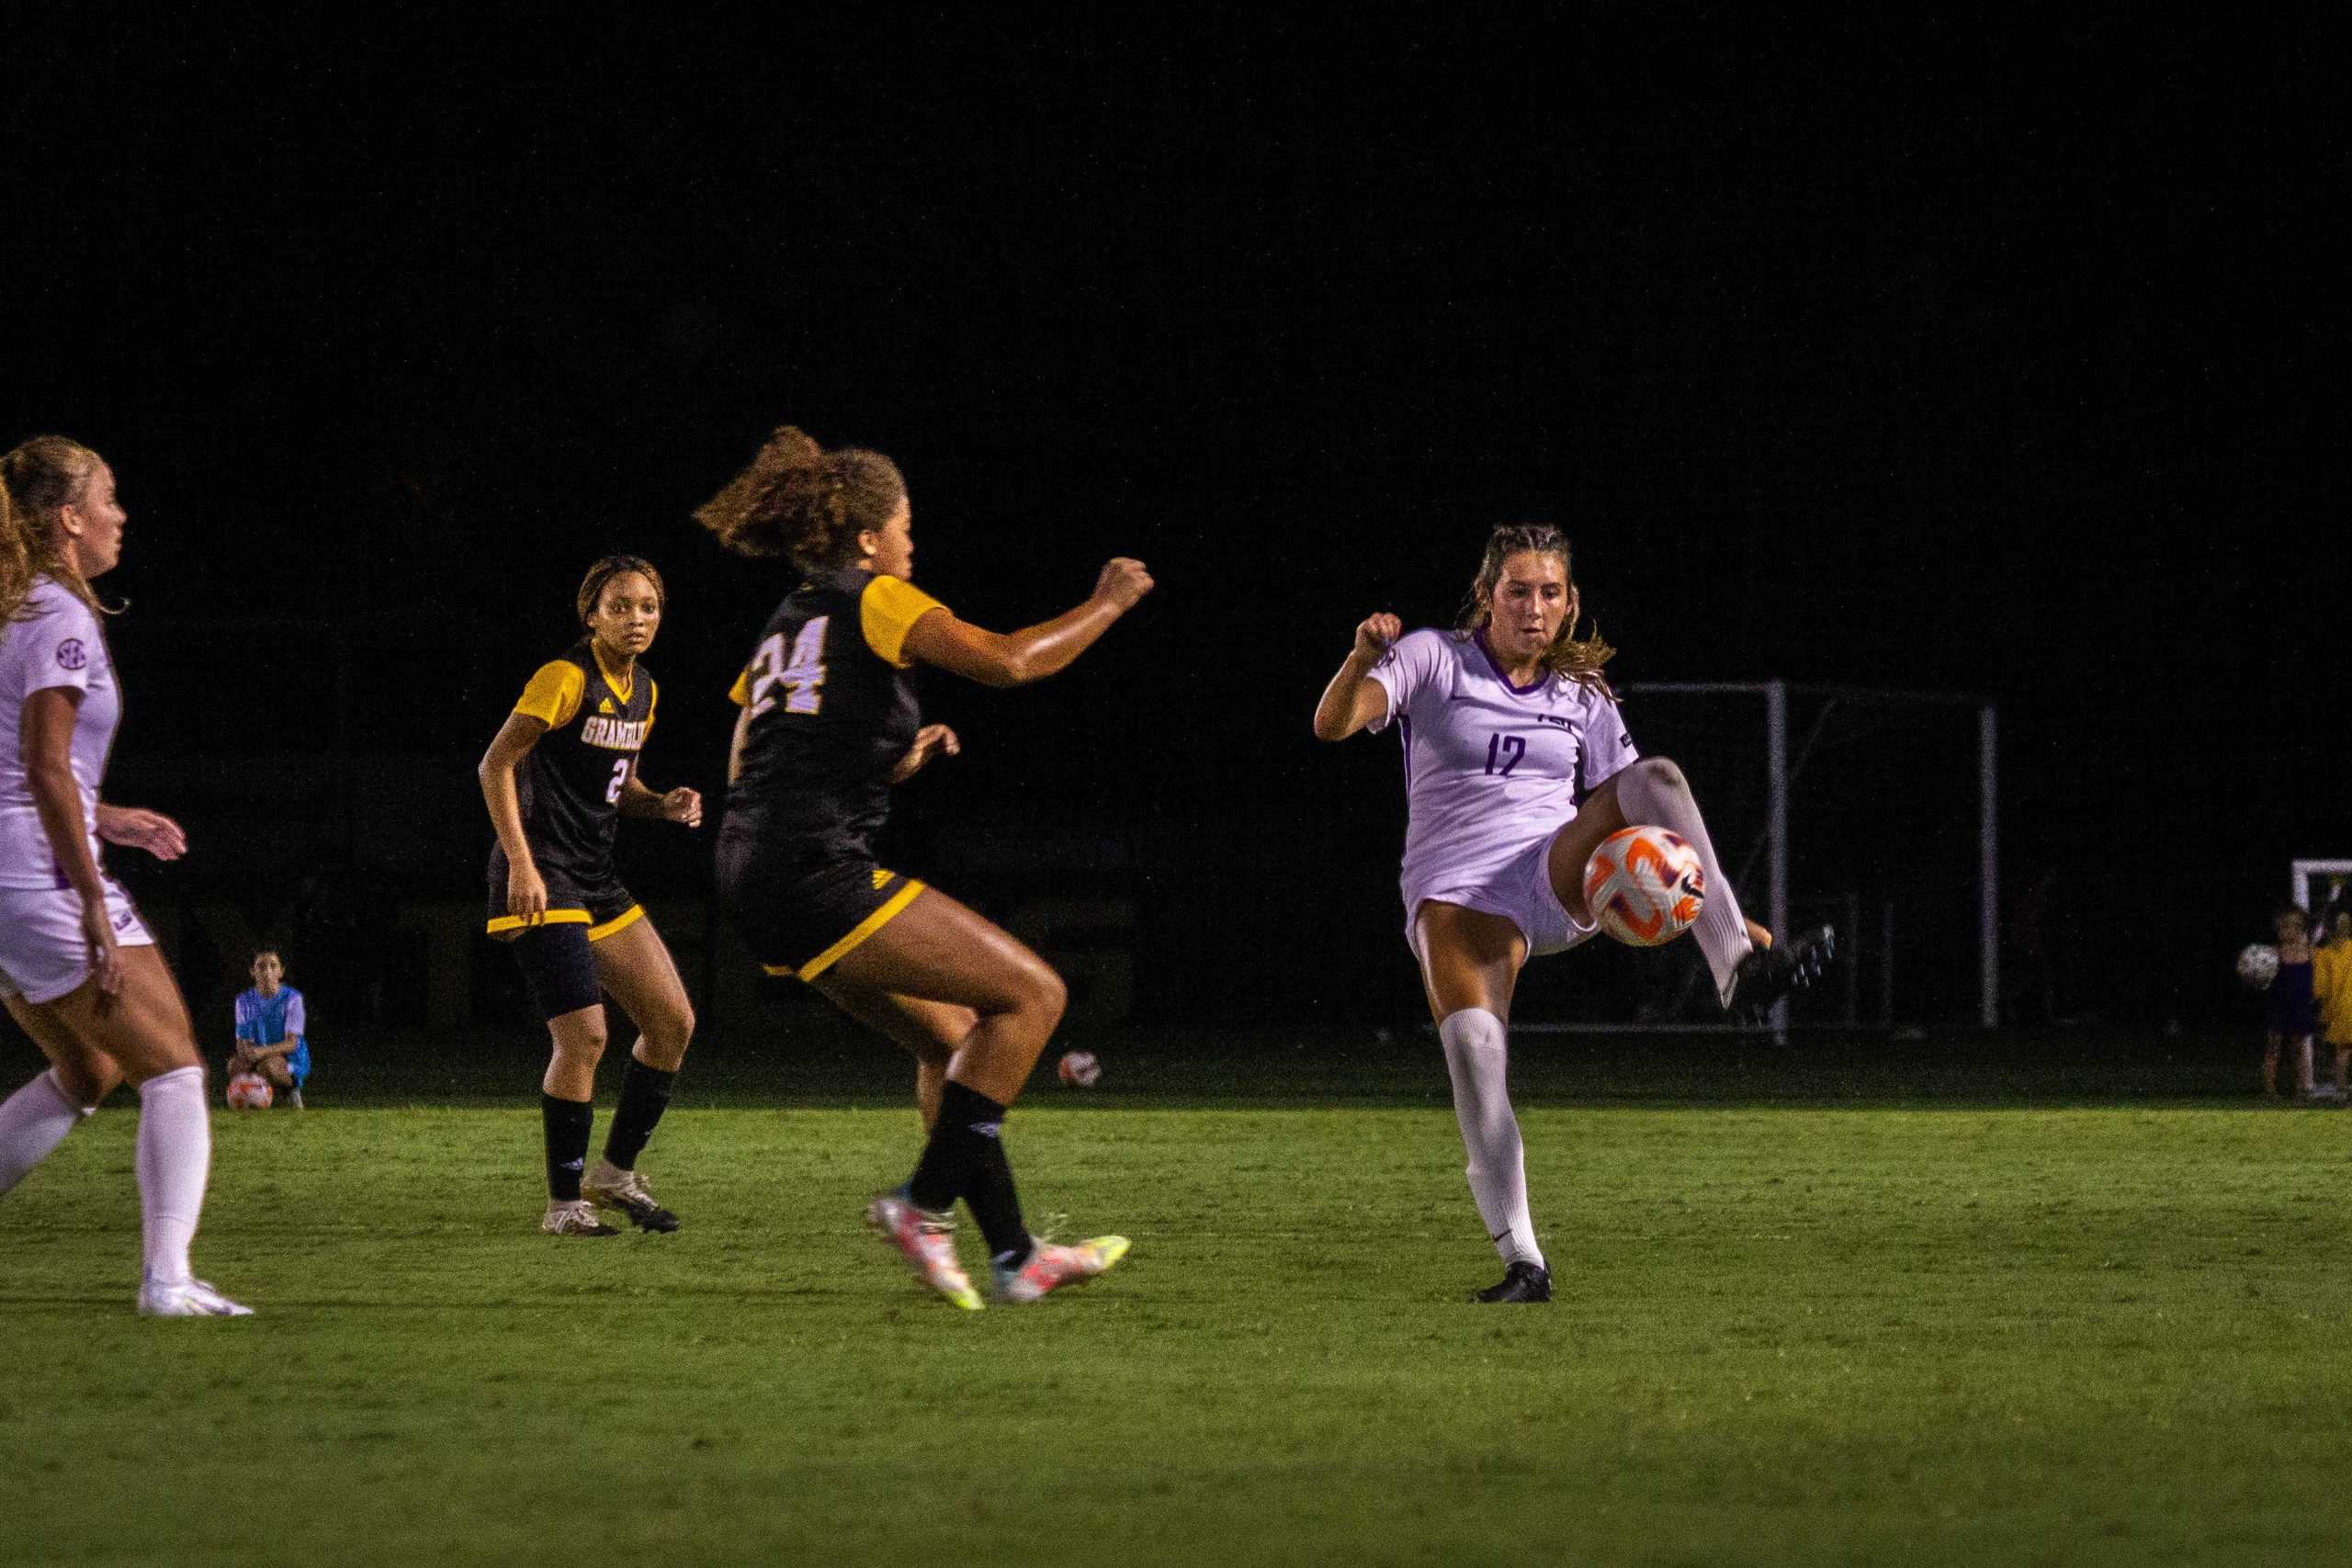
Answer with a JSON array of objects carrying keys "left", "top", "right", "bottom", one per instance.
[
  {"left": 1367, "top": 626, "right": 1637, "bottom": 906},
  {"left": 0, "top": 579, "right": 119, "bottom": 890}
]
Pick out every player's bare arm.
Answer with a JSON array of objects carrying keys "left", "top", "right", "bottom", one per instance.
[
  {"left": 616, "top": 762, "right": 701, "bottom": 827},
  {"left": 902, "top": 558, "right": 1152, "bottom": 687},
  {"left": 22, "top": 687, "right": 122, "bottom": 998},
  {"left": 477, "top": 712, "right": 552, "bottom": 919},
  {"left": 1311, "top": 612, "right": 1400, "bottom": 741},
  {"left": 890, "top": 723, "right": 961, "bottom": 784},
  {"left": 94, "top": 803, "right": 187, "bottom": 861}
]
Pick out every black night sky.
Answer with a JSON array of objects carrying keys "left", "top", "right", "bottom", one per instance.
[{"left": 5, "top": 17, "right": 2337, "bottom": 1038}]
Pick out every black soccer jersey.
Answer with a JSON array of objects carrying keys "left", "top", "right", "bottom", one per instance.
[
  {"left": 502, "top": 641, "right": 658, "bottom": 886},
  {"left": 721, "top": 566, "right": 947, "bottom": 866}
]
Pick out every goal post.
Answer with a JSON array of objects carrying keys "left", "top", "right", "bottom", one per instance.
[
  {"left": 1506, "top": 680, "right": 1999, "bottom": 1034},
  {"left": 2290, "top": 860, "right": 2352, "bottom": 914}
]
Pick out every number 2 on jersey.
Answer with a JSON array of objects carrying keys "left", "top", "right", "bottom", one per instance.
[
  {"left": 747, "top": 615, "right": 831, "bottom": 716},
  {"left": 1485, "top": 733, "right": 1525, "bottom": 776}
]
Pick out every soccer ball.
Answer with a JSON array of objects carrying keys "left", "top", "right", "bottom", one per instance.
[
  {"left": 1057, "top": 1050, "right": 1102, "bottom": 1088},
  {"left": 1583, "top": 825, "right": 1706, "bottom": 947},
  {"left": 225, "top": 1073, "right": 274, "bottom": 1111},
  {"left": 2236, "top": 943, "right": 2279, "bottom": 991}
]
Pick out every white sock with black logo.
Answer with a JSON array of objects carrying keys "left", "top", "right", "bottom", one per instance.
[
  {"left": 1439, "top": 1008, "right": 1544, "bottom": 1270},
  {"left": 134, "top": 1066, "right": 211, "bottom": 1286},
  {"left": 0, "top": 1068, "right": 95, "bottom": 1199},
  {"left": 1610, "top": 756, "right": 1754, "bottom": 1005}
]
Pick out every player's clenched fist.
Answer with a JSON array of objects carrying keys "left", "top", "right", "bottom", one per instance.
[
  {"left": 1094, "top": 558, "right": 1154, "bottom": 611},
  {"left": 1351, "top": 612, "right": 1401, "bottom": 663}
]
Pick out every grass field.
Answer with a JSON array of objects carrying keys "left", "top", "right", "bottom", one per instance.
[{"left": 4, "top": 1049, "right": 2348, "bottom": 1567}]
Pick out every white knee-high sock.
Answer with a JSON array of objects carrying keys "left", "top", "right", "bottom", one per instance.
[
  {"left": 0, "top": 1069, "right": 94, "bottom": 1199},
  {"left": 1439, "top": 1009, "right": 1544, "bottom": 1269},
  {"left": 1611, "top": 756, "right": 1752, "bottom": 1004},
  {"left": 134, "top": 1066, "right": 210, "bottom": 1285}
]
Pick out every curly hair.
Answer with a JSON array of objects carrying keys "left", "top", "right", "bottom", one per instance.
[
  {"left": 1452, "top": 522, "right": 1617, "bottom": 697},
  {"left": 1, "top": 434, "right": 110, "bottom": 622},
  {"left": 692, "top": 424, "right": 905, "bottom": 572},
  {"left": 574, "top": 554, "right": 666, "bottom": 628}
]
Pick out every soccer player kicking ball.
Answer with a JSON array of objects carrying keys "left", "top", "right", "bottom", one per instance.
[{"left": 1314, "top": 523, "right": 1832, "bottom": 1303}]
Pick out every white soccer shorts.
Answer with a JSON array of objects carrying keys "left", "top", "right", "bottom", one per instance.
[
  {"left": 1405, "top": 825, "right": 1600, "bottom": 964},
  {"left": 0, "top": 882, "right": 156, "bottom": 1005}
]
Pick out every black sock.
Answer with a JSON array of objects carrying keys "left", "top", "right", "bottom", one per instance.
[
  {"left": 903, "top": 1081, "right": 1015, "bottom": 1222},
  {"left": 542, "top": 1093, "right": 593, "bottom": 1201},
  {"left": 967, "top": 1134, "right": 1032, "bottom": 1270},
  {"left": 602, "top": 1056, "right": 675, "bottom": 1170}
]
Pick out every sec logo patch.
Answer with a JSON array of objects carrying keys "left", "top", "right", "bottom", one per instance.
[{"left": 55, "top": 639, "right": 87, "bottom": 671}]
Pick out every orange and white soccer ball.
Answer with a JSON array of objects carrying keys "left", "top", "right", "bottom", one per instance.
[
  {"left": 1583, "top": 825, "right": 1706, "bottom": 947},
  {"left": 1057, "top": 1050, "right": 1102, "bottom": 1088},
  {"left": 225, "top": 1072, "right": 274, "bottom": 1111}
]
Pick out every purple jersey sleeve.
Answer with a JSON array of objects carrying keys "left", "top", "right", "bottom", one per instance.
[
  {"left": 1365, "top": 629, "right": 1452, "bottom": 735},
  {"left": 233, "top": 991, "right": 257, "bottom": 1043},
  {"left": 284, "top": 992, "right": 306, "bottom": 1041}
]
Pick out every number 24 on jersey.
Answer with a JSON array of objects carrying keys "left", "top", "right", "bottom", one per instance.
[{"left": 746, "top": 616, "right": 831, "bottom": 717}]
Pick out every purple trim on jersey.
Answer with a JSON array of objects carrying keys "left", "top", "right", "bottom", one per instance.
[{"left": 1473, "top": 628, "right": 1550, "bottom": 696}]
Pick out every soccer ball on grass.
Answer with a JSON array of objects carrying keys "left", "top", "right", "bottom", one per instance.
[{"left": 225, "top": 1073, "right": 274, "bottom": 1111}]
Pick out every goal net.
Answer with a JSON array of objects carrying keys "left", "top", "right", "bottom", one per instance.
[{"left": 1507, "top": 682, "right": 1998, "bottom": 1034}]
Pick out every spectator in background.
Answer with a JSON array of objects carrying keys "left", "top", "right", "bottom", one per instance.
[
  {"left": 2312, "top": 905, "right": 2352, "bottom": 1103},
  {"left": 2263, "top": 907, "right": 2317, "bottom": 1100},
  {"left": 231, "top": 949, "right": 309, "bottom": 1109}
]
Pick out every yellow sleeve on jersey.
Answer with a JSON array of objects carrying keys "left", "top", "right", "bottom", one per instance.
[
  {"left": 862, "top": 575, "right": 949, "bottom": 669},
  {"left": 728, "top": 666, "right": 752, "bottom": 706},
  {"left": 514, "top": 660, "right": 585, "bottom": 729},
  {"left": 647, "top": 677, "right": 660, "bottom": 724}
]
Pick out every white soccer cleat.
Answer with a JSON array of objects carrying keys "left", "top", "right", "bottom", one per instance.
[
  {"left": 542, "top": 1198, "right": 621, "bottom": 1236},
  {"left": 582, "top": 1163, "right": 681, "bottom": 1233},
  {"left": 990, "top": 1235, "right": 1131, "bottom": 1304},
  {"left": 865, "top": 1192, "right": 984, "bottom": 1310},
  {"left": 137, "top": 1275, "right": 254, "bottom": 1317}
]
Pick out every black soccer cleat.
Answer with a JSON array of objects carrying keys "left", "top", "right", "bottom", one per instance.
[
  {"left": 1727, "top": 924, "right": 1837, "bottom": 1023},
  {"left": 1474, "top": 1260, "right": 1553, "bottom": 1303}
]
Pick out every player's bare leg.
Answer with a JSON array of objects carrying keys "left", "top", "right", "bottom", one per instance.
[
  {"left": 831, "top": 888, "right": 1125, "bottom": 1305},
  {"left": 811, "top": 974, "right": 970, "bottom": 1130},
  {"left": 828, "top": 888, "right": 1063, "bottom": 1107},
  {"left": 0, "top": 998, "right": 114, "bottom": 1199},
  {"left": 2263, "top": 1033, "right": 2282, "bottom": 1098},
  {"left": 574, "top": 916, "right": 691, "bottom": 1232},
  {"left": 1415, "top": 901, "right": 1549, "bottom": 1303},
  {"left": 538, "top": 1002, "right": 619, "bottom": 1235},
  {"left": 36, "top": 948, "right": 249, "bottom": 1314}
]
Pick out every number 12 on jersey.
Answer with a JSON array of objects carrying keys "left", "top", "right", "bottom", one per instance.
[
  {"left": 747, "top": 616, "right": 831, "bottom": 716},
  {"left": 1485, "top": 733, "right": 1525, "bottom": 776}
]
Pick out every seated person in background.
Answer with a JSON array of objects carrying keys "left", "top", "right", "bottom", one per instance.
[{"left": 230, "top": 949, "right": 309, "bottom": 1109}]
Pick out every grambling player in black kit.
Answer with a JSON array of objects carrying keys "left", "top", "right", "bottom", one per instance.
[
  {"left": 698, "top": 425, "right": 1151, "bottom": 1309},
  {"left": 479, "top": 557, "right": 702, "bottom": 1237}
]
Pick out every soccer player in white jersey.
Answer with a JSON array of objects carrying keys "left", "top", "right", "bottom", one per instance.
[
  {"left": 0, "top": 435, "right": 251, "bottom": 1315},
  {"left": 1314, "top": 523, "right": 1831, "bottom": 1303}
]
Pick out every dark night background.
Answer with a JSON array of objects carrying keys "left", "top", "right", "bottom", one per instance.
[{"left": 3, "top": 17, "right": 2338, "bottom": 1060}]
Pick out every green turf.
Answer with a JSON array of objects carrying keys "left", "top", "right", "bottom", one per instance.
[{"left": 3, "top": 1098, "right": 2346, "bottom": 1567}]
